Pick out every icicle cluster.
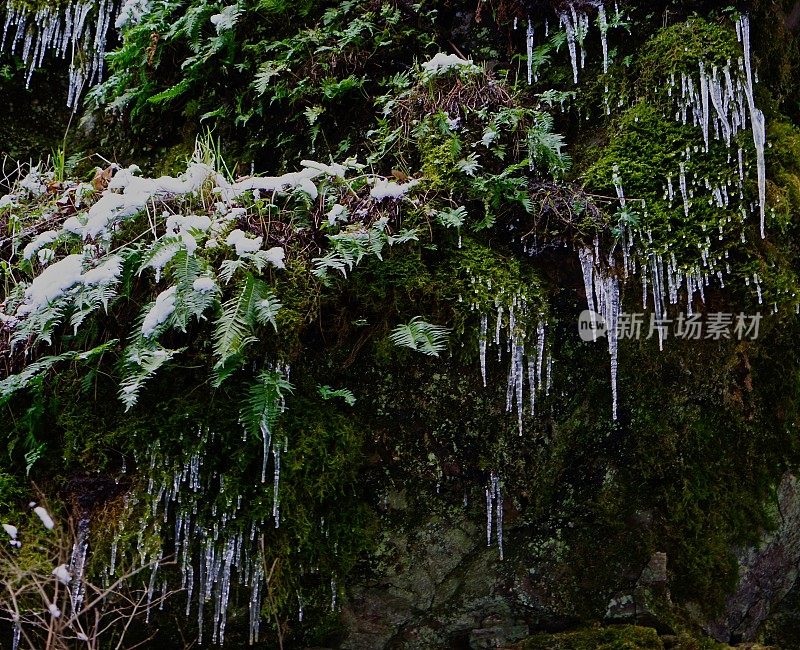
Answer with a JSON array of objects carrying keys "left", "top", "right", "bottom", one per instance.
[
  {"left": 523, "top": 2, "right": 614, "bottom": 87},
  {"left": 68, "top": 516, "right": 91, "bottom": 615},
  {"left": 103, "top": 421, "right": 301, "bottom": 647},
  {"left": 472, "top": 288, "right": 550, "bottom": 436},
  {"left": 1, "top": 0, "right": 121, "bottom": 109},
  {"left": 662, "top": 15, "right": 767, "bottom": 237},
  {"left": 578, "top": 242, "right": 621, "bottom": 420}
]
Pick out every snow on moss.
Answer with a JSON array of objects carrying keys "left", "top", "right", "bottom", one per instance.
[{"left": 33, "top": 505, "right": 54, "bottom": 530}]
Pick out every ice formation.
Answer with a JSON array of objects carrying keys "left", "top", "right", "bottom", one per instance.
[
  {"left": 1, "top": 0, "right": 120, "bottom": 108},
  {"left": 485, "top": 472, "right": 504, "bottom": 560},
  {"left": 578, "top": 244, "right": 621, "bottom": 420}
]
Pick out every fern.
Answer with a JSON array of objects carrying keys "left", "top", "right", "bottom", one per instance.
[
  {"left": 212, "top": 274, "right": 278, "bottom": 382},
  {"left": 138, "top": 236, "right": 184, "bottom": 280},
  {"left": 0, "top": 340, "right": 118, "bottom": 404},
  {"left": 240, "top": 370, "right": 294, "bottom": 439},
  {"left": 435, "top": 206, "right": 467, "bottom": 229},
  {"left": 70, "top": 284, "right": 119, "bottom": 333},
  {"left": 318, "top": 384, "right": 356, "bottom": 406},
  {"left": 254, "top": 292, "right": 282, "bottom": 332},
  {"left": 169, "top": 250, "right": 219, "bottom": 330},
  {"left": 119, "top": 341, "right": 185, "bottom": 410},
  {"left": 389, "top": 317, "right": 450, "bottom": 357}
]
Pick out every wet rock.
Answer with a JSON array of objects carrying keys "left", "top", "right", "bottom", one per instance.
[
  {"left": 604, "top": 552, "right": 674, "bottom": 635},
  {"left": 706, "top": 473, "right": 800, "bottom": 643}
]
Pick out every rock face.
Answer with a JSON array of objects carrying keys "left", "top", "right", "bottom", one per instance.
[
  {"left": 604, "top": 552, "right": 674, "bottom": 635},
  {"left": 341, "top": 499, "right": 526, "bottom": 649},
  {"left": 707, "top": 473, "right": 800, "bottom": 643}
]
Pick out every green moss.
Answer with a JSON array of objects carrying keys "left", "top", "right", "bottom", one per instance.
[
  {"left": 636, "top": 19, "right": 741, "bottom": 92},
  {"left": 517, "top": 625, "right": 664, "bottom": 650}
]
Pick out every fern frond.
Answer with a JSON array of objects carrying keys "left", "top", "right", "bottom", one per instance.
[
  {"left": 212, "top": 275, "right": 271, "bottom": 380},
  {"left": 389, "top": 317, "right": 450, "bottom": 357},
  {"left": 254, "top": 292, "right": 282, "bottom": 332},
  {"left": 318, "top": 384, "right": 356, "bottom": 406},
  {"left": 240, "top": 370, "right": 294, "bottom": 438},
  {"left": 119, "top": 342, "right": 184, "bottom": 410}
]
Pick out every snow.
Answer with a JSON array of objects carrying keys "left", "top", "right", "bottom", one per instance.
[
  {"left": 115, "top": 0, "right": 150, "bottom": 29},
  {"left": 33, "top": 506, "right": 55, "bottom": 530},
  {"left": 420, "top": 53, "right": 476, "bottom": 75},
  {"left": 166, "top": 214, "right": 212, "bottom": 235},
  {"left": 327, "top": 204, "right": 348, "bottom": 226},
  {"left": 2, "top": 524, "right": 17, "bottom": 539},
  {"left": 264, "top": 246, "right": 286, "bottom": 269},
  {"left": 210, "top": 5, "right": 241, "bottom": 33},
  {"left": 226, "top": 229, "right": 263, "bottom": 256},
  {"left": 52, "top": 563, "right": 72, "bottom": 584},
  {"left": 47, "top": 603, "right": 61, "bottom": 618},
  {"left": 142, "top": 286, "right": 177, "bottom": 338},
  {"left": 67, "top": 163, "right": 223, "bottom": 240},
  {"left": 192, "top": 277, "right": 217, "bottom": 293},
  {"left": 0, "top": 194, "right": 15, "bottom": 209},
  {"left": 167, "top": 213, "right": 212, "bottom": 255},
  {"left": 23, "top": 230, "right": 58, "bottom": 260},
  {"left": 20, "top": 254, "right": 84, "bottom": 313},
  {"left": 370, "top": 178, "right": 419, "bottom": 201},
  {"left": 19, "top": 167, "right": 47, "bottom": 197},
  {"left": 218, "top": 167, "right": 321, "bottom": 202},
  {"left": 81, "top": 255, "right": 122, "bottom": 286}
]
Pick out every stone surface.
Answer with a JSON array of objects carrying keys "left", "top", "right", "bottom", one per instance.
[{"left": 707, "top": 473, "right": 800, "bottom": 643}]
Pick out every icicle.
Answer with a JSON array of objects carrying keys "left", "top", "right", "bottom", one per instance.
[
  {"left": 260, "top": 421, "right": 271, "bottom": 484},
  {"left": 527, "top": 356, "right": 536, "bottom": 416},
  {"left": 479, "top": 313, "right": 488, "bottom": 387},
  {"left": 598, "top": 3, "right": 609, "bottom": 74},
  {"left": 536, "top": 322, "right": 545, "bottom": 389},
  {"left": 698, "top": 62, "right": 710, "bottom": 150},
  {"left": 679, "top": 163, "right": 690, "bottom": 217},
  {"left": 492, "top": 472, "right": 504, "bottom": 560},
  {"left": 578, "top": 247, "right": 596, "bottom": 317},
  {"left": 485, "top": 479, "right": 494, "bottom": 546},
  {"left": 11, "top": 619, "right": 20, "bottom": 650},
  {"left": 526, "top": 19, "right": 534, "bottom": 85},
  {"left": 739, "top": 15, "right": 767, "bottom": 238},
  {"left": 560, "top": 11, "right": 579, "bottom": 84},
  {"left": 69, "top": 516, "right": 90, "bottom": 615},
  {"left": 249, "top": 562, "right": 264, "bottom": 644},
  {"left": 272, "top": 439, "right": 282, "bottom": 528},
  {"left": 545, "top": 355, "right": 552, "bottom": 396}
]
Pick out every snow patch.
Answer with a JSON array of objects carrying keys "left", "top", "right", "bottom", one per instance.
[
  {"left": 421, "top": 53, "right": 477, "bottom": 75},
  {"left": 33, "top": 506, "right": 55, "bottom": 530},
  {"left": 23, "top": 231, "right": 59, "bottom": 261},
  {"left": 226, "top": 229, "right": 263, "bottom": 256},
  {"left": 370, "top": 178, "right": 419, "bottom": 201},
  {"left": 142, "top": 286, "right": 177, "bottom": 338},
  {"left": 192, "top": 277, "right": 217, "bottom": 293}
]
